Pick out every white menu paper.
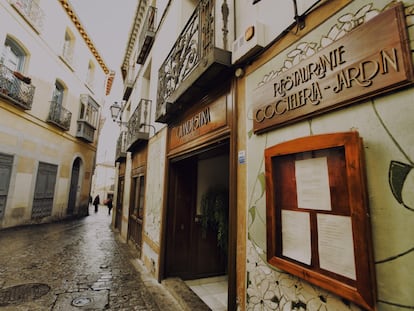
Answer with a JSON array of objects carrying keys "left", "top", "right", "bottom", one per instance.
[
  {"left": 282, "top": 210, "right": 311, "bottom": 265},
  {"left": 295, "top": 157, "right": 332, "bottom": 211},
  {"left": 317, "top": 214, "right": 356, "bottom": 280}
]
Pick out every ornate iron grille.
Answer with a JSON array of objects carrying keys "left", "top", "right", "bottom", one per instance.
[
  {"left": 10, "top": 0, "right": 45, "bottom": 32},
  {"left": 156, "top": 0, "right": 216, "bottom": 120},
  {"left": 47, "top": 100, "right": 72, "bottom": 131},
  {"left": 0, "top": 64, "right": 35, "bottom": 110},
  {"left": 127, "top": 98, "right": 151, "bottom": 148}
]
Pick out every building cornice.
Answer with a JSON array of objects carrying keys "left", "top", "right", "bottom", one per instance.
[{"left": 121, "top": 0, "right": 148, "bottom": 77}]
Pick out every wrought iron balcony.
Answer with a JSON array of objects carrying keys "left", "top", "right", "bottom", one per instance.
[
  {"left": 0, "top": 64, "right": 35, "bottom": 110},
  {"left": 122, "top": 66, "right": 135, "bottom": 101},
  {"left": 136, "top": 6, "right": 157, "bottom": 65},
  {"left": 155, "top": 0, "right": 231, "bottom": 123},
  {"left": 47, "top": 100, "right": 72, "bottom": 131},
  {"left": 115, "top": 130, "right": 128, "bottom": 162},
  {"left": 10, "top": 0, "right": 45, "bottom": 33},
  {"left": 126, "top": 98, "right": 151, "bottom": 151}
]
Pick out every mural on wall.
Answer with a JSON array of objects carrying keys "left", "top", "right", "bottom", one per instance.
[{"left": 246, "top": 2, "right": 414, "bottom": 310}]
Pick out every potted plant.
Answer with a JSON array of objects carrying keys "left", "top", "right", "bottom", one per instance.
[{"left": 200, "top": 187, "right": 229, "bottom": 254}]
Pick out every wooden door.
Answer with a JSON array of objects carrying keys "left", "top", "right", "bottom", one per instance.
[
  {"left": 128, "top": 174, "right": 145, "bottom": 257},
  {"left": 67, "top": 158, "right": 80, "bottom": 215},
  {"left": 0, "top": 153, "right": 13, "bottom": 219},
  {"left": 165, "top": 150, "right": 228, "bottom": 280},
  {"left": 32, "top": 162, "right": 57, "bottom": 219},
  {"left": 166, "top": 157, "right": 196, "bottom": 278},
  {"left": 115, "top": 177, "right": 124, "bottom": 230}
]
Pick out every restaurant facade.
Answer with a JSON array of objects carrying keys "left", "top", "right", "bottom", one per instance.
[
  {"left": 240, "top": 0, "right": 414, "bottom": 310},
  {"left": 114, "top": 0, "right": 414, "bottom": 310}
]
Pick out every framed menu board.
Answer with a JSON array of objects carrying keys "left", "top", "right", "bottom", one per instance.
[{"left": 265, "top": 132, "right": 376, "bottom": 310}]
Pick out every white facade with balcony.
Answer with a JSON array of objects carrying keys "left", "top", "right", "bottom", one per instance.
[{"left": 0, "top": 0, "right": 110, "bottom": 228}]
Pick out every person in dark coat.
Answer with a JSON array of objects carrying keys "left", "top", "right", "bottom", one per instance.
[
  {"left": 106, "top": 197, "right": 113, "bottom": 215},
  {"left": 93, "top": 195, "right": 100, "bottom": 213}
]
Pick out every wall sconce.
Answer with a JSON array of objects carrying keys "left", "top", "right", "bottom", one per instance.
[
  {"left": 235, "top": 67, "right": 245, "bottom": 78},
  {"left": 110, "top": 101, "right": 127, "bottom": 126}
]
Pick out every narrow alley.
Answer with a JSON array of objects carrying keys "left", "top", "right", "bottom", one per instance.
[{"left": 0, "top": 205, "right": 181, "bottom": 311}]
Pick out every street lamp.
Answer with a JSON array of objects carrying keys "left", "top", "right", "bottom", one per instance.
[{"left": 110, "top": 101, "right": 122, "bottom": 122}]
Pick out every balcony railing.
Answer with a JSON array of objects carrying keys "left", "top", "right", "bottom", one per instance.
[
  {"left": 136, "top": 6, "right": 157, "bottom": 65},
  {"left": 10, "top": 0, "right": 45, "bottom": 33},
  {"left": 0, "top": 64, "right": 35, "bottom": 110},
  {"left": 115, "top": 130, "right": 128, "bottom": 162},
  {"left": 126, "top": 98, "right": 151, "bottom": 151},
  {"left": 47, "top": 100, "right": 72, "bottom": 131},
  {"left": 122, "top": 65, "right": 135, "bottom": 101},
  {"left": 156, "top": 0, "right": 231, "bottom": 123}
]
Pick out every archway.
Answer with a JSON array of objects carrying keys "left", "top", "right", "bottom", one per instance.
[{"left": 68, "top": 157, "right": 81, "bottom": 215}]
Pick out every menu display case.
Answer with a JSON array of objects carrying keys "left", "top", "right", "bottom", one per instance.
[{"left": 265, "top": 132, "right": 376, "bottom": 310}]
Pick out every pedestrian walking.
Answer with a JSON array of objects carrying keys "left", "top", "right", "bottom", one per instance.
[
  {"left": 93, "top": 194, "right": 100, "bottom": 213},
  {"left": 106, "top": 197, "right": 113, "bottom": 215}
]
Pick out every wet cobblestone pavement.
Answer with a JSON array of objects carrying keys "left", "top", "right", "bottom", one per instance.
[{"left": 0, "top": 205, "right": 182, "bottom": 310}]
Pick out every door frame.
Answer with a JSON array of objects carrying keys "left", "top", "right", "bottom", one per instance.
[
  {"left": 115, "top": 176, "right": 124, "bottom": 230},
  {"left": 0, "top": 153, "right": 14, "bottom": 219},
  {"left": 160, "top": 135, "right": 237, "bottom": 309},
  {"left": 67, "top": 157, "right": 82, "bottom": 215},
  {"left": 127, "top": 172, "right": 146, "bottom": 257},
  {"left": 159, "top": 83, "right": 237, "bottom": 310}
]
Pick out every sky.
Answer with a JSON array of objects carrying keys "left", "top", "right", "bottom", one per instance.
[
  {"left": 69, "top": 1, "right": 137, "bottom": 163},
  {"left": 70, "top": 0, "right": 136, "bottom": 71}
]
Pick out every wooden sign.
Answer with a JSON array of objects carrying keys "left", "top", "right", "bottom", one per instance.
[
  {"left": 253, "top": 3, "right": 413, "bottom": 133},
  {"left": 169, "top": 96, "right": 227, "bottom": 150}
]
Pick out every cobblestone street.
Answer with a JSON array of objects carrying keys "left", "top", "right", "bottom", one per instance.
[{"left": 0, "top": 205, "right": 182, "bottom": 311}]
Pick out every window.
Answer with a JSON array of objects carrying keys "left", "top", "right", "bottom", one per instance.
[
  {"left": 62, "top": 29, "right": 75, "bottom": 64},
  {"left": 132, "top": 175, "right": 145, "bottom": 218},
  {"left": 1, "top": 37, "right": 26, "bottom": 72},
  {"left": 52, "top": 81, "right": 64, "bottom": 106},
  {"left": 79, "top": 94, "right": 99, "bottom": 128},
  {"left": 86, "top": 60, "right": 95, "bottom": 88},
  {"left": 48, "top": 80, "right": 71, "bottom": 130},
  {"left": 10, "top": 0, "right": 44, "bottom": 32}
]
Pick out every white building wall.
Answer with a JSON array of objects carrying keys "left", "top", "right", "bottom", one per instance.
[{"left": 0, "top": 0, "right": 108, "bottom": 228}]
